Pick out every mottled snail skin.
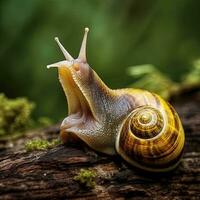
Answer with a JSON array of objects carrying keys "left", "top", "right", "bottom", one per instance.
[{"left": 47, "top": 28, "right": 185, "bottom": 172}]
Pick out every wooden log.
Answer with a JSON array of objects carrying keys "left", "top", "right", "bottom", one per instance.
[{"left": 0, "top": 91, "right": 199, "bottom": 200}]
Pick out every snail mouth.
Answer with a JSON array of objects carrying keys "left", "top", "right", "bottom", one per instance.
[{"left": 58, "top": 66, "right": 96, "bottom": 132}]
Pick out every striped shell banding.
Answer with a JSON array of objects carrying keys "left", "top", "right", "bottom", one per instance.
[
  {"left": 116, "top": 93, "right": 185, "bottom": 172},
  {"left": 47, "top": 28, "right": 185, "bottom": 172}
]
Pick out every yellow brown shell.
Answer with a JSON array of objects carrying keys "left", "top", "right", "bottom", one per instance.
[
  {"left": 116, "top": 92, "right": 185, "bottom": 172},
  {"left": 47, "top": 27, "right": 185, "bottom": 172}
]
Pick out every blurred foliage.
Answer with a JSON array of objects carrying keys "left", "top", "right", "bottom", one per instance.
[
  {"left": 128, "top": 60, "right": 200, "bottom": 99},
  {"left": 25, "top": 138, "right": 61, "bottom": 152},
  {"left": 74, "top": 169, "right": 96, "bottom": 189},
  {"left": 128, "top": 64, "right": 179, "bottom": 99},
  {"left": 37, "top": 116, "right": 53, "bottom": 127},
  {"left": 0, "top": 0, "right": 200, "bottom": 121},
  {"left": 182, "top": 59, "right": 200, "bottom": 86},
  {"left": 0, "top": 93, "right": 34, "bottom": 137}
]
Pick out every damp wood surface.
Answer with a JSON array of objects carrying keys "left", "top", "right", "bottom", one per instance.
[{"left": 0, "top": 91, "right": 200, "bottom": 200}]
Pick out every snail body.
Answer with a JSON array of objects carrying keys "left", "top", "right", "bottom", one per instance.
[{"left": 47, "top": 28, "right": 185, "bottom": 172}]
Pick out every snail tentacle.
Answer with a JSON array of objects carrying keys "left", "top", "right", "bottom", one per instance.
[
  {"left": 78, "top": 27, "right": 89, "bottom": 62},
  {"left": 47, "top": 28, "right": 185, "bottom": 172}
]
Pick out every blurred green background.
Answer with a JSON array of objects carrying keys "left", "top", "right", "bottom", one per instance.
[{"left": 0, "top": 0, "right": 200, "bottom": 122}]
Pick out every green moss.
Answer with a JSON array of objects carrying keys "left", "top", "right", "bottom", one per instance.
[
  {"left": 25, "top": 138, "right": 61, "bottom": 152},
  {"left": 0, "top": 94, "right": 35, "bottom": 138},
  {"left": 74, "top": 169, "right": 96, "bottom": 189}
]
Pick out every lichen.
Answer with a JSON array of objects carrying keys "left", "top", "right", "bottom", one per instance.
[
  {"left": 0, "top": 94, "right": 35, "bottom": 138},
  {"left": 74, "top": 169, "right": 96, "bottom": 189},
  {"left": 25, "top": 138, "right": 61, "bottom": 152}
]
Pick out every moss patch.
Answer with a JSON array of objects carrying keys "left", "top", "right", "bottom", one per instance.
[
  {"left": 0, "top": 94, "right": 35, "bottom": 138},
  {"left": 74, "top": 169, "right": 96, "bottom": 189},
  {"left": 25, "top": 139, "right": 60, "bottom": 152}
]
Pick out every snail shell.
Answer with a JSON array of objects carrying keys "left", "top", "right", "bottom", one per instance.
[
  {"left": 116, "top": 98, "right": 185, "bottom": 172},
  {"left": 47, "top": 27, "right": 185, "bottom": 172}
]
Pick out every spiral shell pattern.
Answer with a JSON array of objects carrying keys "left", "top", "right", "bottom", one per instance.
[
  {"left": 116, "top": 99, "right": 185, "bottom": 172},
  {"left": 130, "top": 107, "right": 164, "bottom": 139}
]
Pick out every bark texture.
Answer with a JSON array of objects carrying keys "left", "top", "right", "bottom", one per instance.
[{"left": 0, "top": 91, "right": 200, "bottom": 200}]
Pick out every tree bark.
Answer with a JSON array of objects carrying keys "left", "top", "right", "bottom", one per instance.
[{"left": 0, "top": 92, "right": 200, "bottom": 200}]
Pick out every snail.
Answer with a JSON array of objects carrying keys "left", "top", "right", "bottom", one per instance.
[{"left": 47, "top": 27, "right": 185, "bottom": 172}]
